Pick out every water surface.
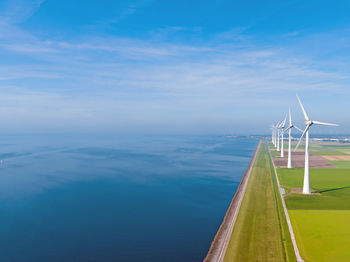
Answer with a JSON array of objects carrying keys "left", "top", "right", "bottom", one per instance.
[{"left": 0, "top": 134, "right": 258, "bottom": 261}]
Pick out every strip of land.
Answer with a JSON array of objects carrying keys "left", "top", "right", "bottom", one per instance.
[
  {"left": 203, "top": 141, "right": 260, "bottom": 262},
  {"left": 204, "top": 141, "right": 298, "bottom": 262},
  {"left": 269, "top": 149, "right": 305, "bottom": 262},
  {"left": 223, "top": 142, "right": 296, "bottom": 262}
]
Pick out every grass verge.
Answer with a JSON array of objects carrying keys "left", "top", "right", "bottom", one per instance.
[{"left": 224, "top": 142, "right": 296, "bottom": 262}]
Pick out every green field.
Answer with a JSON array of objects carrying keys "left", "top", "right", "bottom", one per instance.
[
  {"left": 309, "top": 145, "right": 350, "bottom": 156},
  {"left": 329, "top": 161, "right": 350, "bottom": 169},
  {"left": 278, "top": 168, "right": 350, "bottom": 210},
  {"left": 277, "top": 165, "right": 350, "bottom": 261},
  {"left": 289, "top": 210, "right": 350, "bottom": 262},
  {"left": 270, "top": 144, "right": 350, "bottom": 157},
  {"left": 271, "top": 150, "right": 282, "bottom": 157},
  {"left": 310, "top": 150, "right": 347, "bottom": 156},
  {"left": 224, "top": 142, "right": 296, "bottom": 262},
  {"left": 320, "top": 144, "right": 350, "bottom": 148},
  {"left": 278, "top": 168, "right": 350, "bottom": 191}
]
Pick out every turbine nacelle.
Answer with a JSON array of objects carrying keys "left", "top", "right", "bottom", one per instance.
[
  {"left": 305, "top": 120, "right": 313, "bottom": 126},
  {"left": 295, "top": 94, "right": 339, "bottom": 152}
]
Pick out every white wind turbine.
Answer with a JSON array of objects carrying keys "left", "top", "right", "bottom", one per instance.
[
  {"left": 283, "top": 108, "right": 303, "bottom": 168},
  {"left": 280, "top": 115, "right": 287, "bottom": 157},
  {"left": 271, "top": 124, "right": 277, "bottom": 147},
  {"left": 274, "top": 124, "right": 278, "bottom": 147},
  {"left": 276, "top": 121, "right": 282, "bottom": 151},
  {"left": 294, "top": 95, "right": 339, "bottom": 194}
]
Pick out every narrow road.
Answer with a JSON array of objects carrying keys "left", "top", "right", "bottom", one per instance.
[{"left": 268, "top": 148, "right": 305, "bottom": 262}]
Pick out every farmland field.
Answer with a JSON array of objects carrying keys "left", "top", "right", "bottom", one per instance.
[
  {"left": 278, "top": 168, "right": 350, "bottom": 210},
  {"left": 276, "top": 156, "right": 350, "bottom": 261},
  {"left": 272, "top": 140, "right": 350, "bottom": 261},
  {"left": 328, "top": 161, "right": 350, "bottom": 169},
  {"left": 289, "top": 210, "right": 350, "bottom": 262}
]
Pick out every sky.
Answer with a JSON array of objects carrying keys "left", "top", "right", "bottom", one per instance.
[{"left": 0, "top": 0, "right": 350, "bottom": 134}]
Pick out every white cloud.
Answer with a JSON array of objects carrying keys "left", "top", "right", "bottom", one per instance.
[
  {"left": 0, "top": 0, "right": 45, "bottom": 24},
  {"left": 0, "top": 2, "right": 349, "bottom": 133}
]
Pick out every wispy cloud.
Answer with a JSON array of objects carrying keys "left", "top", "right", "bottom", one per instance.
[
  {"left": 284, "top": 31, "right": 300, "bottom": 37},
  {"left": 0, "top": 0, "right": 349, "bottom": 133},
  {"left": 0, "top": 0, "right": 45, "bottom": 24},
  {"left": 86, "top": 0, "right": 154, "bottom": 32}
]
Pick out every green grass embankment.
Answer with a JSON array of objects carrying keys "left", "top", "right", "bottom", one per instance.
[{"left": 224, "top": 142, "right": 296, "bottom": 262}]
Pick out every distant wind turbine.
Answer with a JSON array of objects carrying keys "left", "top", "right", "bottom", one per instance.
[
  {"left": 274, "top": 124, "right": 278, "bottom": 147},
  {"left": 276, "top": 121, "right": 281, "bottom": 151},
  {"left": 283, "top": 108, "right": 303, "bottom": 168},
  {"left": 280, "top": 115, "right": 287, "bottom": 157},
  {"left": 294, "top": 95, "right": 339, "bottom": 194},
  {"left": 271, "top": 124, "right": 278, "bottom": 147}
]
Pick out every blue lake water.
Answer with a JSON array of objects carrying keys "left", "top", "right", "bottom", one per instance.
[{"left": 0, "top": 134, "right": 258, "bottom": 262}]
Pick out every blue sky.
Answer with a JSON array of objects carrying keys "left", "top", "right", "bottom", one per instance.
[{"left": 0, "top": 0, "right": 349, "bottom": 134}]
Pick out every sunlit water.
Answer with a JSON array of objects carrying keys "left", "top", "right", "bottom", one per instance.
[{"left": 0, "top": 134, "right": 258, "bottom": 262}]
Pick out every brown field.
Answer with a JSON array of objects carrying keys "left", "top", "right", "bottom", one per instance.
[
  {"left": 322, "top": 155, "right": 350, "bottom": 161},
  {"left": 273, "top": 150, "right": 336, "bottom": 168}
]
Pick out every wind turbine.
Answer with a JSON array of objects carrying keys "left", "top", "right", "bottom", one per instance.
[
  {"left": 280, "top": 115, "right": 287, "bottom": 157},
  {"left": 283, "top": 108, "right": 303, "bottom": 168},
  {"left": 276, "top": 121, "right": 281, "bottom": 151},
  {"left": 273, "top": 124, "right": 278, "bottom": 147},
  {"left": 271, "top": 124, "right": 277, "bottom": 147},
  {"left": 294, "top": 95, "right": 339, "bottom": 194}
]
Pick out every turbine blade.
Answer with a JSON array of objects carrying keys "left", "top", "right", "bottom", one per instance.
[
  {"left": 296, "top": 94, "right": 309, "bottom": 121},
  {"left": 283, "top": 126, "right": 291, "bottom": 133},
  {"left": 283, "top": 114, "right": 287, "bottom": 127},
  {"left": 294, "top": 126, "right": 304, "bottom": 133},
  {"left": 289, "top": 108, "right": 292, "bottom": 126},
  {"left": 312, "top": 121, "right": 339, "bottom": 127},
  {"left": 294, "top": 125, "right": 310, "bottom": 151}
]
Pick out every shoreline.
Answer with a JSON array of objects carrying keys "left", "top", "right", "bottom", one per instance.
[{"left": 203, "top": 141, "right": 261, "bottom": 262}]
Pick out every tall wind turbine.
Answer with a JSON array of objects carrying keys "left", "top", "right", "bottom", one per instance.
[
  {"left": 276, "top": 121, "right": 281, "bottom": 151},
  {"left": 294, "top": 95, "right": 339, "bottom": 194},
  {"left": 274, "top": 124, "right": 278, "bottom": 147},
  {"left": 271, "top": 124, "right": 278, "bottom": 147},
  {"left": 280, "top": 115, "right": 287, "bottom": 157},
  {"left": 283, "top": 108, "right": 303, "bottom": 168}
]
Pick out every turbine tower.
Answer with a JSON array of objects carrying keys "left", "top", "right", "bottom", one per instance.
[
  {"left": 280, "top": 115, "right": 287, "bottom": 157},
  {"left": 283, "top": 108, "right": 303, "bottom": 168},
  {"left": 276, "top": 121, "right": 281, "bottom": 151},
  {"left": 295, "top": 95, "right": 338, "bottom": 194},
  {"left": 274, "top": 124, "right": 277, "bottom": 147}
]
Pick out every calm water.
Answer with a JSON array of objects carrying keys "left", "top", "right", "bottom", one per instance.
[{"left": 0, "top": 134, "right": 258, "bottom": 262}]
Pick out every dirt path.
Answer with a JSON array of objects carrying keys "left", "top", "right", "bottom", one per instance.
[{"left": 268, "top": 148, "right": 305, "bottom": 262}]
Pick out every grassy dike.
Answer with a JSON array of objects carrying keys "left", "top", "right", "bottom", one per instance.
[{"left": 224, "top": 141, "right": 296, "bottom": 262}]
